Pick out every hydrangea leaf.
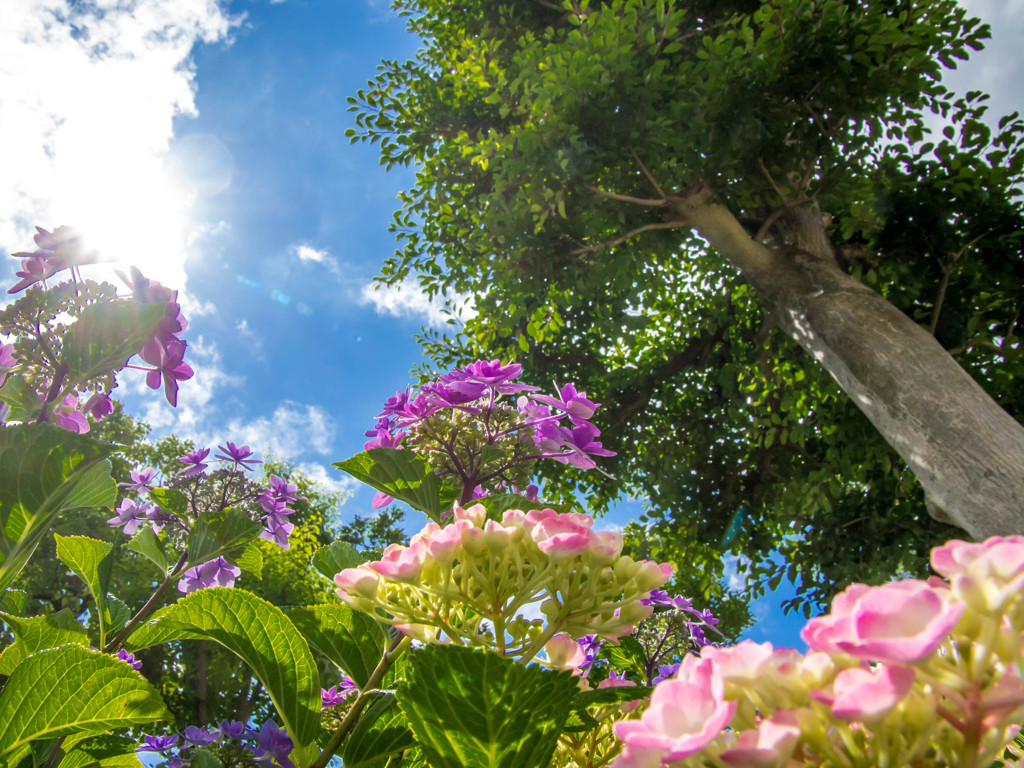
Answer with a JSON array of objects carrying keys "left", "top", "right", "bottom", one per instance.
[
  {"left": 397, "top": 646, "right": 576, "bottom": 768},
  {"left": 54, "top": 534, "right": 116, "bottom": 646},
  {"left": 57, "top": 734, "right": 145, "bottom": 768},
  {"left": 0, "top": 424, "right": 115, "bottom": 595},
  {"left": 311, "top": 540, "right": 366, "bottom": 580},
  {"left": 341, "top": 693, "right": 415, "bottom": 768},
  {"left": 146, "top": 488, "right": 188, "bottom": 519},
  {"left": 599, "top": 635, "right": 648, "bottom": 681},
  {"left": 185, "top": 506, "right": 262, "bottom": 568},
  {"left": 236, "top": 540, "right": 264, "bottom": 579},
  {"left": 59, "top": 301, "right": 165, "bottom": 386},
  {"left": 0, "top": 609, "right": 90, "bottom": 675},
  {"left": 124, "top": 587, "right": 320, "bottom": 762},
  {"left": 287, "top": 604, "right": 386, "bottom": 687},
  {"left": 126, "top": 526, "right": 168, "bottom": 574},
  {"left": 332, "top": 449, "right": 456, "bottom": 523},
  {"left": 563, "top": 685, "right": 654, "bottom": 733},
  {"left": 0, "top": 644, "right": 168, "bottom": 761}
]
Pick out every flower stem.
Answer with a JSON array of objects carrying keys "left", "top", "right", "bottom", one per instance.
[{"left": 311, "top": 634, "right": 411, "bottom": 768}]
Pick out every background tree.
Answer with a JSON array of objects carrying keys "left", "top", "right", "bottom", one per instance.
[{"left": 351, "top": 0, "right": 1024, "bottom": 610}]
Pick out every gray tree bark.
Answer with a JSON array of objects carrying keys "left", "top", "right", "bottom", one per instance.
[{"left": 671, "top": 188, "right": 1024, "bottom": 540}]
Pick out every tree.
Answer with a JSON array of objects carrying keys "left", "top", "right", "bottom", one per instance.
[{"left": 350, "top": 0, "right": 1024, "bottom": 607}]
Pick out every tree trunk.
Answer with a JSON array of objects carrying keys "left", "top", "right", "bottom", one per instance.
[{"left": 671, "top": 188, "right": 1024, "bottom": 540}]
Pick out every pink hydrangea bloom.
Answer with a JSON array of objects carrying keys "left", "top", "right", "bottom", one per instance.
[
  {"left": 614, "top": 656, "right": 736, "bottom": 762},
  {"left": 334, "top": 567, "right": 381, "bottom": 599},
  {"left": 829, "top": 664, "right": 916, "bottom": 722},
  {"left": 931, "top": 536, "right": 1024, "bottom": 581},
  {"left": 544, "top": 633, "right": 586, "bottom": 673},
  {"left": 702, "top": 641, "right": 776, "bottom": 687},
  {"left": 367, "top": 541, "right": 426, "bottom": 582},
  {"left": 532, "top": 515, "right": 594, "bottom": 559},
  {"left": 719, "top": 709, "right": 802, "bottom": 768},
  {"left": 801, "top": 579, "right": 963, "bottom": 663}
]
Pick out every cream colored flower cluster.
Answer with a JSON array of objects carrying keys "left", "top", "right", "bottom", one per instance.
[{"left": 334, "top": 503, "right": 673, "bottom": 661}]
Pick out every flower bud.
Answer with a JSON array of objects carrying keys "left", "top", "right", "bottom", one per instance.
[
  {"left": 454, "top": 503, "right": 487, "bottom": 527},
  {"left": 544, "top": 633, "right": 586, "bottom": 672},
  {"left": 335, "top": 567, "right": 380, "bottom": 599},
  {"left": 633, "top": 560, "right": 674, "bottom": 592}
]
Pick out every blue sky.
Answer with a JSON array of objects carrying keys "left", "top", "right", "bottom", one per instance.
[{"left": 2, "top": 0, "right": 1022, "bottom": 649}]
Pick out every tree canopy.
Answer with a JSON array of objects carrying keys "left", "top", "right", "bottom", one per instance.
[{"left": 351, "top": 0, "right": 1024, "bottom": 609}]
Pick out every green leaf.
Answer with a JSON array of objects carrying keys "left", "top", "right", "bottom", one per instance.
[
  {"left": 474, "top": 494, "right": 574, "bottom": 519},
  {"left": 0, "top": 645, "right": 167, "bottom": 760},
  {"left": 562, "top": 685, "right": 653, "bottom": 732},
  {"left": 0, "top": 589, "right": 27, "bottom": 615},
  {"left": 146, "top": 488, "right": 189, "bottom": 519},
  {"left": 126, "top": 526, "right": 168, "bottom": 574},
  {"left": 54, "top": 535, "right": 115, "bottom": 647},
  {"left": 125, "top": 588, "right": 320, "bottom": 761},
  {"left": 598, "top": 635, "right": 648, "bottom": 681},
  {"left": 185, "top": 506, "right": 262, "bottom": 567},
  {"left": 332, "top": 449, "right": 455, "bottom": 523},
  {"left": 236, "top": 541, "right": 264, "bottom": 579},
  {"left": 398, "top": 646, "right": 577, "bottom": 768},
  {"left": 188, "top": 750, "right": 224, "bottom": 768},
  {"left": 287, "top": 604, "right": 386, "bottom": 687},
  {"left": 0, "top": 424, "right": 116, "bottom": 595},
  {"left": 0, "top": 610, "right": 90, "bottom": 675},
  {"left": 342, "top": 693, "right": 415, "bottom": 768},
  {"left": 59, "top": 301, "right": 165, "bottom": 385},
  {"left": 58, "top": 735, "right": 144, "bottom": 768},
  {"left": 311, "top": 540, "right": 366, "bottom": 581}
]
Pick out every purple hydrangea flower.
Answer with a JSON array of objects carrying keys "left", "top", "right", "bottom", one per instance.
[
  {"left": 364, "top": 428, "right": 406, "bottom": 451},
  {"left": 371, "top": 490, "right": 394, "bottom": 510},
  {"left": 54, "top": 394, "right": 89, "bottom": 434},
  {"left": 146, "top": 505, "right": 175, "bottom": 534},
  {"left": 140, "top": 337, "right": 193, "bottom": 408},
  {"left": 81, "top": 392, "right": 114, "bottom": 421},
  {"left": 219, "top": 721, "right": 250, "bottom": 740},
  {"left": 321, "top": 676, "right": 358, "bottom": 708},
  {"left": 253, "top": 721, "right": 293, "bottom": 768},
  {"left": 640, "top": 590, "right": 693, "bottom": 611},
  {"left": 107, "top": 498, "right": 152, "bottom": 536},
  {"left": 530, "top": 383, "right": 601, "bottom": 425},
  {"left": 177, "top": 447, "right": 211, "bottom": 477},
  {"left": 267, "top": 475, "right": 305, "bottom": 505},
  {"left": 117, "top": 649, "right": 142, "bottom": 671},
  {"left": 215, "top": 442, "right": 262, "bottom": 469},
  {"left": 137, "top": 734, "right": 178, "bottom": 754},
  {"left": 377, "top": 389, "right": 411, "bottom": 418},
  {"left": 182, "top": 725, "right": 219, "bottom": 747},
  {"left": 177, "top": 557, "right": 241, "bottom": 594},
  {"left": 119, "top": 467, "right": 158, "bottom": 494},
  {"left": 652, "top": 663, "right": 681, "bottom": 685}
]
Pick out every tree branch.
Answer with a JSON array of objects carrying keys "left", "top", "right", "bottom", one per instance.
[
  {"left": 571, "top": 220, "right": 686, "bottom": 255},
  {"left": 584, "top": 184, "right": 668, "bottom": 207}
]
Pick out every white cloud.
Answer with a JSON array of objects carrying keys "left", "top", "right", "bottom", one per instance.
[
  {"left": 0, "top": 0, "right": 238, "bottom": 295},
  {"left": 360, "top": 277, "right": 477, "bottom": 327},
  {"left": 224, "top": 402, "right": 336, "bottom": 458},
  {"left": 295, "top": 462, "right": 359, "bottom": 497},
  {"left": 293, "top": 243, "right": 341, "bottom": 277}
]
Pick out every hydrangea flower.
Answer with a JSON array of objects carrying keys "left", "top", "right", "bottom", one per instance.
[{"left": 177, "top": 557, "right": 241, "bottom": 594}]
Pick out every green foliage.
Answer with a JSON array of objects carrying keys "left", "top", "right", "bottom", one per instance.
[
  {"left": 351, "top": 0, "right": 1023, "bottom": 610},
  {"left": 0, "top": 644, "right": 167, "bottom": 763},
  {"left": 341, "top": 693, "right": 415, "bottom": 768},
  {"left": 335, "top": 507, "right": 408, "bottom": 552},
  {"left": 125, "top": 587, "right": 321, "bottom": 758},
  {"left": 0, "top": 609, "right": 90, "bottom": 675},
  {"left": 398, "top": 645, "right": 578, "bottom": 768},
  {"left": 54, "top": 535, "right": 119, "bottom": 647},
  {"left": 334, "top": 449, "right": 456, "bottom": 523},
  {"left": 0, "top": 424, "right": 115, "bottom": 595},
  {"left": 287, "top": 604, "right": 386, "bottom": 688}
]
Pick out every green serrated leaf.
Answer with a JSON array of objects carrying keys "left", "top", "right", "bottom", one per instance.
[
  {"left": 185, "top": 506, "right": 262, "bottom": 568},
  {"left": 342, "top": 693, "right": 415, "bottom": 768},
  {"left": 562, "top": 685, "right": 653, "bottom": 732},
  {"left": 125, "top": 588, "right": 319, "bottom": 762},
  {"left": 311, "top": 541, "right": 366, "bottom": 581},
  {"left": 58, "top": 734, "right": 144, "bottom": 768},
  {"left": 188, "top": 749, "right": 224, "bottom": 768},
  {"left": 398, "top": 646, "right": 577, "bottom": 768},
  {"left": 54, "top": 535, "right": 115, "bottom": 646},
  {"left": 287, "top": 604, "right": 386, "bottom": 687},
  {"left": 0, "top": 425, "right": 116, "bottom": 595},
  {"left": 104, "top": 597, "right": 132, "bottom": 635},
  {"left": 59, "top": 301, "right": 165, "bottom": 385},
  {"left": 0, "top": 645, "right": 168, "bottom": 760},
  {"left": 0, "top": 589, "right": 27, "bottom": 615},
  {"left": 126, "top": 526, "right": 168, "bottom": 574},
  {"left": 236, "top": 541, "right": 264, "bottom": 579},
  {"left": 0, "top": 610, "right": 90, "bottom": 675},
  {"left": 332, "top": 449, "right": 455, "bottom": 523},
  {"left": 146, "top": 488, "right": 189, "bottom": 519},
  {"left": 599, "top": 635, "right": 648, "bottom": 681}
]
